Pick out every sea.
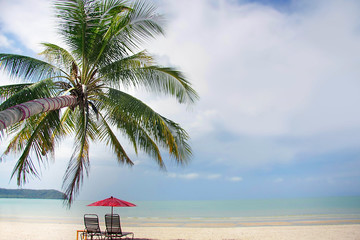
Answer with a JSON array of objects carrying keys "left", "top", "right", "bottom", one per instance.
[{"left": 1, "top": 196, "right": 360, "bottom": 227}]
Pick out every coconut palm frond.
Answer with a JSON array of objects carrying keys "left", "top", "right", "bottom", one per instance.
[
  {"left": 62, "top": 145, "right": 90, "bottom": 204},
  {"left": 100, "top": 0, "right": 129, "bottom": 16},
  {"left": 97, "top": 111, "right": 134, "bottom": 166},
  {"left": 62, "top": 106, "right": 91, "bottom": 204},
  {"left": 6, "top": 110, "right": 62, "bottom": 185},
  {"left": 102, "top": 62, "right": 199, "bottom": 104},
  {"left": 100, "top": 91, "right": 165, "bottom": 167},
  {"left": 87, "top": 0, "right": 131, "bottom": 64},
  {"left": 105, "top": 88, "right": 191, "bottom": 165},
  {"left": 98, "top": 93, "right": 164, "bottom": 168},
  {"left": 39, "top": 43, "right": 77, "bottom": 73},
  {"left": 62, "top": 145, "right": 89, "bottom": 204},
  {"left": 55, "top": 0, "right": 104, "bottom": 62},
  {"left": 158, "top": 116, "right": 192, "bottom": 165},
  {"left": 0, "top": 79, "right": 57, "bottom": 111},
  {"left": 0, "top": 54, "right": 60, "bottom": 82},
  {"left": 125, "top": 0, "right": 164, "bottom": 46},
  {"left": 113, "top": 113, "right": 165, "bottom": 168},
  {"left": 104, "top": 0, "right": 163, "bottom": 51},
  {"left": 99, "top": 51, "right": 151, "bottom": 87},
  {"left": 138, "top": 66, "right": 199, "bottom": 104},
  {"left": 96, "top": 0, "right": 163, "bottom": 65},
  {"left": 59, "top": 107, "right": 76, "bottom": 134},
  {"left": 62, "top": 102, "right": 100, "bottom": 204},
  {"left": 0, "top": 83, "right": 33, "bottom": 101}
]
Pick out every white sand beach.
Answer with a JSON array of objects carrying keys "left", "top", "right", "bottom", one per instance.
[{"left": 1, "top": 221, "right": 360, "bottom": 240}]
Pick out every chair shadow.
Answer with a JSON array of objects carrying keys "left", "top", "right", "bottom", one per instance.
[
  {"left": 133, "top": 238, "right": 158, "bottom": 240},
  {"left": 133, "top": 239, "right": 187, "bottom": 240}
]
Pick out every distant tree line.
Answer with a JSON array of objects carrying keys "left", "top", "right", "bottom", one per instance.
[{"left": 0, "top": 188, "right": 65, "bottom": 199}]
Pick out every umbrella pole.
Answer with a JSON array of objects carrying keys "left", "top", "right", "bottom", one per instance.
[{"left": 111, "top": 206, "right": 113, "bottom": 235}]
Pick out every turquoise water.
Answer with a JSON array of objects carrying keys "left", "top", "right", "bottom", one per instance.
[{"left": 1, "top": 196, "right": 360, "bottom": 226}]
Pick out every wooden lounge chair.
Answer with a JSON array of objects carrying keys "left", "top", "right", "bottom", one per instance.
[
  {"left": 83, "top": 214, "right": 105, "bottom": 240},
  {"left": 105, "top": 214, "right": 134, "bottom": 239}
]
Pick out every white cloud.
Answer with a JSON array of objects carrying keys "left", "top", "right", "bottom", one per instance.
[
  {"left": 167, "top": 172, "right": 177, "bottom": 178},
  {"left": 146, "top": 0, "right": 360, "bottom": 169},
  {"left": 0, "top": 33, "right": 22, "bottom": 53},
  {"left": 167, "top": 172, "right": 200, "bottom": 180},
  {"left": 274, "top": 177, "right": 284, "bottom": 183},
  {"left": 181, "top": 173, "right": 199, "bottom": 180},
  {"left": 0, "top": 0, "right": 61, "bottom": 53},
  {"left": 227, "top": 176, "right": 243, "bottom": 182},
  {"left": 167, "top": 172, "right": 223, "bottom": 180},
  {"left": 0, "top": 34, "right": 11, "bottom": 48},
  {"left": 206, "top": 174, "right": 222, "bottom": 180},
  {"left": 154, "top": 0, "right": 360, "bottom": 136}
]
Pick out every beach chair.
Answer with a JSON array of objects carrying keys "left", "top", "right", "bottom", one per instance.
[
  {"left": 105, "top": 214, "right": 134, "bottom": 239},
  {"left": 83, "top": 214, "right": 105, "bottom": 240}
]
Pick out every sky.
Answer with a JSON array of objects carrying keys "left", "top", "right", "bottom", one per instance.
[{"left": 1, "top": 0, "right": 360, "bottom": 201}]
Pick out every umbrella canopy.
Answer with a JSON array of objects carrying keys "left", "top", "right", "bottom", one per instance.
[{"left": 87, "top": 196, "right": 136, "bottom": 215}]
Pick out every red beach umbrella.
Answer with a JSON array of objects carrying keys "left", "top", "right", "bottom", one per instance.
[{"left": 87, "top": 196, "right": 136, "bottom": 215}]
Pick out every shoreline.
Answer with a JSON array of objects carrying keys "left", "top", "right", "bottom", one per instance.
[
  {"left": 3, "top": 215, "right": 360, "bottom": 228},
  {"left": 0, "top": 217, "right": 360, "bottom": 228},
  {"left": 1, "top": 221, "right": 360, "bottom": 240}
]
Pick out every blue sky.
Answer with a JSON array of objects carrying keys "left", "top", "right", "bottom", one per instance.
[{"left": 1, "top": 0, "right": 360, "bottom": 201}]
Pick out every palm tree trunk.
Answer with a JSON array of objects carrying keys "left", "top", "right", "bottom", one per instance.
[{"left": 0, "top": 95, "right": 77, "bottom": 131}]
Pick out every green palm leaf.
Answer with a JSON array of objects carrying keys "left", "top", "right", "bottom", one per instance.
[
  {"left": 124, "top": 0, "right": 164, "bottom": 46},
  {"left": 98, "top": 111, "right": 134, "bottom": 166},
  {"left": 102, "top": 61, "right": 199, "bottom": 104},
  {"left": 62, "top": 106, "right": 91, "bottom": 204},
  {"left": 104, "top": 88, "right": 191, "bottom": 165},
  {"left": 5, "top": 110, "right": 63, "bottom": 185},
  {"left": 0, "top": 83, "right": 33, "bottom": 100},
  {"left": 0, "top": 79, "right": 57, "bottom": 112},
  {"left": 39, "top": 43, "right": 76, "bottom": 76},
  {"left": 0, "top": 54, "right": 61, "bottom": 82}
]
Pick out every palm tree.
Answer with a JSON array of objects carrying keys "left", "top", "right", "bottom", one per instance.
[{"left": 0, "top": 0, "right": 198, "bottom": 204}]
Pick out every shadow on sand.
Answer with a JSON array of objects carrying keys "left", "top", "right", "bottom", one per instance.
[
  {"left": 133, "top": 238, "right": 157, "bottom": 240},
  {"left": 133, "top": 239, "right": 158, "bottom": 240}
]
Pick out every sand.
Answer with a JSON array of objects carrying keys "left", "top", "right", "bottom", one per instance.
[{"left": 1, "top": 221, "right": 360, "bottom": 240}]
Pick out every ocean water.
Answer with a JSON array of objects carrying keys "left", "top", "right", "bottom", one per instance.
[{"left": 1, "top": 196, "right": 360, "bottom": 227}]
